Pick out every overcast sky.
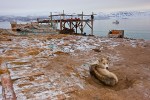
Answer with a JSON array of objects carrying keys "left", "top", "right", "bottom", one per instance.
[{"left": 0, "top": 0, "right": 150, "bottom": 16}]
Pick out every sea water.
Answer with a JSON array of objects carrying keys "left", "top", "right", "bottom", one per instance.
[
  {"left": 85, "top": 17, "right": 150, "bottom": 40},
  {"left": 0, "top": 17, "right": 150, "bottom": 40}
]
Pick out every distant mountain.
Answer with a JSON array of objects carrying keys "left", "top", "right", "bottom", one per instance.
[
  {"left": 95, "top": 10, "right": 150, "bottom": 20},
  {"left": 0, "top": 15, "right": 48, "bottom": 22},
  {"left": 94, "top": 12, "right": 110, "bottom": 20},
  {"left": 108, "top": 11, "right": 150, "bottom": 19},
  {"left": 0, "top": 10, "right": 150, "bottom": 22}
]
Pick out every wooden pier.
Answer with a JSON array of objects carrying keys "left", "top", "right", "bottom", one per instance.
[{"left": 37, "top": 11, "right": 95, "bottom": 35}]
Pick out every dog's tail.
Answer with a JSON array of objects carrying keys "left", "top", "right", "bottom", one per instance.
[{"left": 89, "top": 65, "right": 104, "bottom": 83}]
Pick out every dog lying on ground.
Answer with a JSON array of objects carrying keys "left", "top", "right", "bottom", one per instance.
[{"left": 90, "top": 57, "right": 118, "bottom": 86}]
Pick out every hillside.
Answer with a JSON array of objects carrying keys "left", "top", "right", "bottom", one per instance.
[{"left": 0, "top": 30, "right": 150, "bottom": 100}]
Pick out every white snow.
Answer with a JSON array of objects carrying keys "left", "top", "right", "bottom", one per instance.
[{"left": 1, "top": 35, "right": 148, "bottom": 99}]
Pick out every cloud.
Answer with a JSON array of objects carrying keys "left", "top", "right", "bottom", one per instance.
[{"left": 0, "top": 0, "right": 150, "bottom": 15}]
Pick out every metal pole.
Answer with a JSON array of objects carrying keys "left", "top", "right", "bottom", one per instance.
[
  {"left": 60, "top": 12, "right": 62, "bottom": 30},
  {"left": 81, "top": 11, "right": 83, "bottom": 34},
  {"left": 63, "top": 10, "right": 65, "bottom": 20},
  {"left": 50, "top": 12, "right": 52, "bottom": 27},
  {"left": 70, "top": 15, "right": 72, "bottom": 30},
  {"left": 91, "top": 12, "right": 94, "bottom": 35}
]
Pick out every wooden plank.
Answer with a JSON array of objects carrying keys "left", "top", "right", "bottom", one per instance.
[{"left": 0, "top": 62, "right": 17, "bottom": 100}]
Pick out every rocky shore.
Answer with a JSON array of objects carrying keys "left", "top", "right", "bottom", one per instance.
[{"left": 0, "top": 29, "right": 150, "bottom": 100}]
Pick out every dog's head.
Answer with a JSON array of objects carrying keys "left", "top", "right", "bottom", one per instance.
[{"left": 98, "top": 57, "right": 109, "bottom": 69}]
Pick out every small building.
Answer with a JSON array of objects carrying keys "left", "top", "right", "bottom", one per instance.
[{"left": 108, "top": 30, "right": 124, "bottom": 38}]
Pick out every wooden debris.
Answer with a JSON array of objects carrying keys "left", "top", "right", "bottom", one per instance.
[{"left": 0, "top": 62, "right": 17, "bottom": 100}]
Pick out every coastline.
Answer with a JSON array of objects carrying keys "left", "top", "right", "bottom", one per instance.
[{"left": 1, "top": 17, "right": 150, "bottom": 40}]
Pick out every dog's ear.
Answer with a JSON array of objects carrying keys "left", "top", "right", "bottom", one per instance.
[
  {"left": 100, "top": 57, "right": 109, "bottom": 62},
  {"left": 100, "top": 58, "right": 105, "bottom": 62},
  {"left": 106, "top": 57, "right": 109, "bottom": 61}
]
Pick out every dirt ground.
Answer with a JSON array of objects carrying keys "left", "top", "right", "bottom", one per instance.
[
  {"left": 72, "top": 40, "right": 150, "bottom": 100},
  {"left": 0, "top": 30, "right": 150, "bottom": 100}
]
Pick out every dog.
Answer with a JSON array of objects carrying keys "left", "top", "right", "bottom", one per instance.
[{"left": 90, "top": 57, "right": 118, "bottom": 86}]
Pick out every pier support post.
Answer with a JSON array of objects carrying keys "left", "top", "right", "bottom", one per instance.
[{"left": 91, "top": 12, "right": 94, "bottom": 35}]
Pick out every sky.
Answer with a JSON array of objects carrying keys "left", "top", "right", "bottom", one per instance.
[{"left": 0, "top": 0, "right": 150, "bottom": 16}]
